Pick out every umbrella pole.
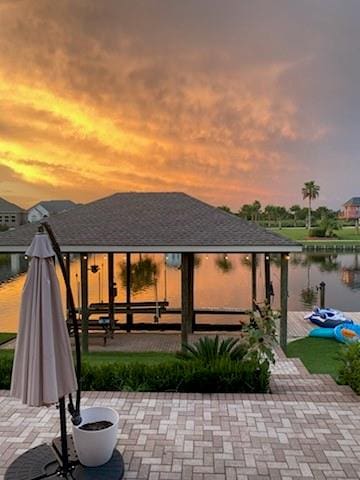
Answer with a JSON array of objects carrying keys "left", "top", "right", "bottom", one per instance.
[
  {"left": 59, "top": 396, "right": 70, "bottom": 476},
  {"left": 42, "top": 223, "right": 82, "bottom": 423}
]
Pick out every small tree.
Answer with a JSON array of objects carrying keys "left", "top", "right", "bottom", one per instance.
[
  {"left": 252, "top": 200, "right": 262, "bottom": 222},
  {"left": 264, "top": 205, "right": 276, "bottom": 227},
  {"left": 289, "top": 205, "right": 301, "bottom": 227},
  {"left": 274, "top": 206, "right": 288, "bottom": 229},
  {"left": 218, "top": 205, "right": 231, "bottom": 213}
]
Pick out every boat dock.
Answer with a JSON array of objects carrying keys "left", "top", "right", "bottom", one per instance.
[{"left": 287, "top": 311, "right": 360, "bottom": 340}]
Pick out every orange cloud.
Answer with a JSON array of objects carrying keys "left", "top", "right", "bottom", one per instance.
[{"left": 1, "top": 0, "right": 343, "bottom": 209}]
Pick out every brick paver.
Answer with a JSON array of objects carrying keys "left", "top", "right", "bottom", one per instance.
[
  {"left": 1, "top": 351, "right": 359, "bottom": 479},
  {"left": 1, "top": 321, "right": 359, "bottom": 479}
]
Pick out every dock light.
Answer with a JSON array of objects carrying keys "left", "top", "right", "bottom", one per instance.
[
  {"left": 285, "top": 254, "right": 290, "bottom": 261},
  {"left": 24, "top": 255, "right": 28, "bottom": 260},
  {"left": 245, "top": 255, "right": 250, "bottom": 261},
  {"left": 205, "top": 255, "right": 209, "bottom": 260},
  {"left": 265, "top": 255, "right": 270, "bottom": 261},
  {"left": 225, "top": 254, "right": 229, "bottom": 260},
  {"left": 83, "top": 255, "right": 87, "bottom": 260}
]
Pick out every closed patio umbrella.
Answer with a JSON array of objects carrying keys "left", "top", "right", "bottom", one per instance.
[
  {"left": 11, "top": 232, "right": 77, "bottom": 406},
  {"left": 5, "top": 225, "right": 124, "bottom": 479}
]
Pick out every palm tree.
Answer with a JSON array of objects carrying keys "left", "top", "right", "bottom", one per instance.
[
  {"left": 252, "top": 200, "right": 261, "bottom": 222},
  {"left": 264, "top": 205, "right": 276, "bottom": 227},
  {"left": 302, "top": 181, "right": 320, "bottom": 231},
  {"left": 274, "top": 206, "right": 287, "bottom": 229},
  {"left": 238, "top": 204, "right": 253, "bottom": 221}
]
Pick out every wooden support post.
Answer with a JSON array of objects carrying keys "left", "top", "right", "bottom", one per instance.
[
  {"left": 181, "top": 252, "right": 194, "bottom": 348},
  {"left": 126, "top": 253, "right": 133, "bottom": 332},
  {"left": 65, "top": 253, "right": 71, "bottom": 321},
  {"left": 80, "top": 253, "right": 89, "bottom": 354},
  {"left": 251, "top": 253, "right": 257, "bottom": 309},
  {"left": 189, "top": 253, "right": 195, "bottom": 331},
  {"left": 107, "top": 253, "right": 115, "bottom": 331},
  {"left": 264, "top": 254, "right": 271, "bottom": 304},
  {"left": 280, "top": 253, "right": 289, "bottom": 353}
]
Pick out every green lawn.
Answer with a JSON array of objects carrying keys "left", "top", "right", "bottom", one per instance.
[
  {"left": 0, "top": 349, "right": 177, "bottom": 365},
  {"left": 82, "top": 351, "right": 178, "bottom": 365},
  {"left": 287, "top": 337, "right": 343, "bottom": 379},
  {"left": 272, "top": 226, "right": 360, "bottom": 245},
  {"left": 0, "top": 333, "right": 16, "bottom": 345}
]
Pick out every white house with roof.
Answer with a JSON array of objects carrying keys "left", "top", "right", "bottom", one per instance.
[{"left": 27, "top": 200, "right": 77, "bottom": 223}]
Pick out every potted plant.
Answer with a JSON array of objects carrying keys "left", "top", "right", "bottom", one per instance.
[{"left": 72, "top": 406, "right": 119, "bottom": 467}]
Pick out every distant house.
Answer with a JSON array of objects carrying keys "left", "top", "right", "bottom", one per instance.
[
  {"left": 341, "top": 197, "right": 360, "bottom": 220},
  {"left": 27, "top": 200, "right": 77, "bottom": 223},
  {"left": 0, "top": 197, "right": 27, "bottom": 228}
]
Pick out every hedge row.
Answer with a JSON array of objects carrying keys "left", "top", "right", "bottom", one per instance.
[
  {"left": 80, "top": 358, "right": 270, "bottom": 393},
  {"left": 0, "top": 356, "right": 270, "bottom": 393}
]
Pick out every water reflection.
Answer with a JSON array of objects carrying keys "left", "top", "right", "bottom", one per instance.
[
  {"left": 300, "top": 286, "right": 318, "bottom": 308},
  {"left": 215, "top": 254, "right": 233, "bottom": 273},
  {"left": 239, "top": 254, "right": 254, "bottom": 269},
  {"left": 1, "top": 252, "right": 360, "bottom": 332},
  {"left": 165, "top": 253, "right": 181, "bottom": 269},
  {"left": 119, "top": 255, "right": 159, "bottom": 295},
  {"left": 302, "top": 253, "right": 340, "bottom": 273},
  {"left": 341, "top": 254, "right": 360, "bottom": 290},
  {"left": 0, "top": 254, "right": 27, "bottom": 283}
]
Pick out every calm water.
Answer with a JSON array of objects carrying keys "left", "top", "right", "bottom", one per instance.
[{"left": 1, "top": 252, "right": 360, "bottom": 332}]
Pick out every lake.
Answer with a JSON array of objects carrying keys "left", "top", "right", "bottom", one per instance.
[{"left": 1, "top": 252, "right": 360, "bottom": 332}]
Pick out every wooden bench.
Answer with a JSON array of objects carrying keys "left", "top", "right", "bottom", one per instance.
[
  {"left": 74, "top": 301, "right": 169, "bottom": 345},
  {"left": 88, "top": 301, "right": 169, "bottom": 321}
]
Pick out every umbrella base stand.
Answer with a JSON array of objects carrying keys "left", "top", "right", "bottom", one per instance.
[{"left": 4, "top": 435, "right": 125, "bottom": 480}]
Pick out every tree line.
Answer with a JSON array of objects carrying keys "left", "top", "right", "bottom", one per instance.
[
  {"left": 218, "top": 181, "right": 341, "bottom": 231},
  {"left": 219, "top": 202, "right": 338, "bottom": 228}
]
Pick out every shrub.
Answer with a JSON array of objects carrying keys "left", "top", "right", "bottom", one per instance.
[
  {"left": 0, "top": 354, "right": 13, "bottom": 389},
  {"left": 244, "top": 302, "right": 278, "bottom": 365},
  {"left": 180, "top": 335, "right": 248, "bottom": 363},
  {"left": 338, "top": 343, "right": 360, "bottom": 394},
  {"left": 309, "top": 227, "right": 326, "bottom": 238}
]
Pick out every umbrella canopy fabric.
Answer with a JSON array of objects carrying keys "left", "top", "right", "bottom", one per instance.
[{"left": 10, "top": 233, "right": 77, "bottom": 407}]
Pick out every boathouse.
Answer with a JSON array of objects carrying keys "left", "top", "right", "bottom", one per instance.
[{"left": 0, "top": 192, "right": 301, "bottom": 352}]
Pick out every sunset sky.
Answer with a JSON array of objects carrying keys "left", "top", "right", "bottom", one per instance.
[{"left": 0, "top": 0, "right": 359, "bottom": 210}]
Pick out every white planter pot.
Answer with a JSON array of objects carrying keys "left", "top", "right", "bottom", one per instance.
[{"left": 72, "top": 406, "right": 119, "bottom": 467}]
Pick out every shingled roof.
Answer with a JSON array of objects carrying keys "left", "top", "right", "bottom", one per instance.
[
  {"left": 344, "top": 197, "right": 360, "bottom": 207},
  {"left": 0, "top": 192, "right": 301, "bottom": 253},
  {"left": 0, "top": 197, "right": 24, "bottom": 213}
]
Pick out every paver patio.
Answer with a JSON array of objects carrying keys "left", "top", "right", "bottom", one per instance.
[{"left": 1, "top": 346, "right": 359, "bottom": 479}]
